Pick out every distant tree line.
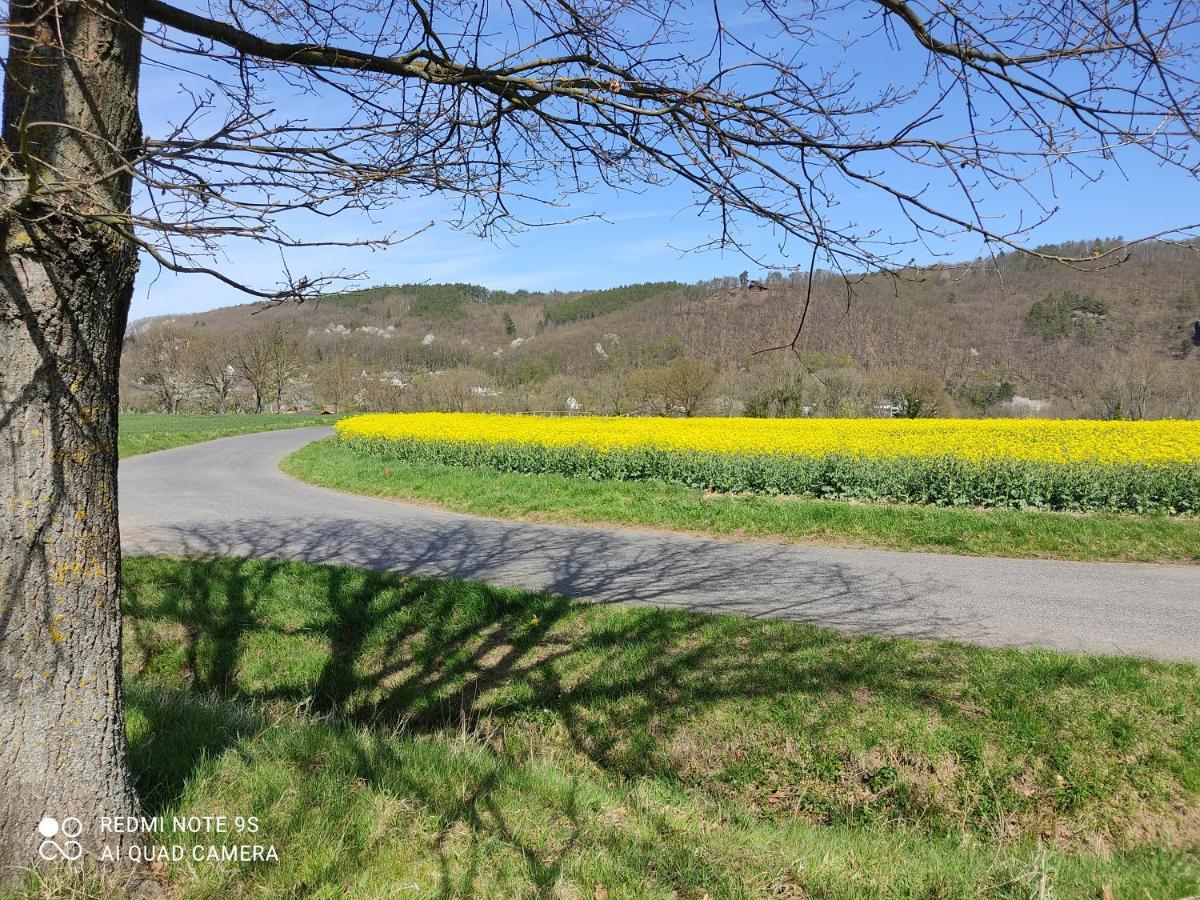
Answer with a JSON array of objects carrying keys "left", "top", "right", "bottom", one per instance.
[{"left": 121, "top": 258, "right": 1200, "bottom": 422}]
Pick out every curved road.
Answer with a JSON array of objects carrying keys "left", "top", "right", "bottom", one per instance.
[{"left": 120, "top": 427, "right": 1200, "bottom": 662}]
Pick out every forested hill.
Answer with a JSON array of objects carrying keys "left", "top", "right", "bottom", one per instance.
[{"left": 123, "top": 240, "right": 1200, "bottom": 419}]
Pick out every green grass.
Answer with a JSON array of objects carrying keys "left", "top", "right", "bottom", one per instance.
[
  {"left": 333, "top": 432, "right": 1200, "bottom": 514},
  {"left": 21, "top": 556, "right": 1199, "bottom": 897},
  {"left": 283, "top": 438, "right": 1200, "bottom": 563},
  {"left": 119, "top": 413, "right": 335, "bottom": 458}
]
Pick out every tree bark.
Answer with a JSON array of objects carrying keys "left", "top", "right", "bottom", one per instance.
[{"left": 1, "top": 0, "right": 145, "bottom": 879}]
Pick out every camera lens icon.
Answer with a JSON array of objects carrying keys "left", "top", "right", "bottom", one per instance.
[{"left": 37, "top": 816, "right": 83, "bottom": 861}]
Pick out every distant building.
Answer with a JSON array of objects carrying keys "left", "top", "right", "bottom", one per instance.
[{"left": 1005, "top": 396, "right": 1051, "bottom": 414}]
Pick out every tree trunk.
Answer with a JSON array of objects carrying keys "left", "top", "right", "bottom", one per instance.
[{"left": 0, "top": 0, "right": 145, "bottom": 878}]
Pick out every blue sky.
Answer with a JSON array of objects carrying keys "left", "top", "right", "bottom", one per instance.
[{"left": 130, "top": 2, "right": 1200, "bottom": 319}]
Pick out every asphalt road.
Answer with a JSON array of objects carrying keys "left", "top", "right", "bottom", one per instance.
[{"left": 119, "top": 427, "right": 1200, "bottom": 662}]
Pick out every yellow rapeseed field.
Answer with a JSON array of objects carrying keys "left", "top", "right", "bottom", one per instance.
[{"left": 336, "top": 412, "right": 1200, "bottom": 465}]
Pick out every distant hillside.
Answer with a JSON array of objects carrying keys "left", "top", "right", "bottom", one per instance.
[{"left": 122, "top": 240, "right": 1200, "bottom": 419}]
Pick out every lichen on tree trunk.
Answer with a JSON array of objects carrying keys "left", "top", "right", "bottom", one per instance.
[
  {"left": 0, "top": 0, "right": 146, "bottom": 879},
  {"left": 0, "top": 217, "right": 141, "bottom": 876}
]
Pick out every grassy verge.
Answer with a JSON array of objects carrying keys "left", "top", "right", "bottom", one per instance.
[
  {"left": 119, "top": 412, "right": 335, "bottom": 458},
  {"left": 283, "top": 438, "right": 1200, "bottom": 563},
  {"left": 25, "top": 557, "right": 1200, "bottom": 897},
  {"left": 333, "top": 430, "right": 1200, "bottom": 514}
]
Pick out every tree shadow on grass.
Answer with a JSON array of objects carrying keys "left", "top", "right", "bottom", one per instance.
[
  {"left": 117, "top": 525, "right": 1183, "bottom": 893},
  {"left": 118, "top": 520, "right": 981, "bottom": 814},
  {"left": 124, "top": 519, "right": 978, "bottom": 701}
]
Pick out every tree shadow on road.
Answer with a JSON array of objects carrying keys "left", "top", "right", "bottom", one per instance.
[
  {"left": 118, "top": 513, "right": 977, "bottom": 809},
  {"left": 116, "top": 523, "right": 1195, "bottom": 893}
]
